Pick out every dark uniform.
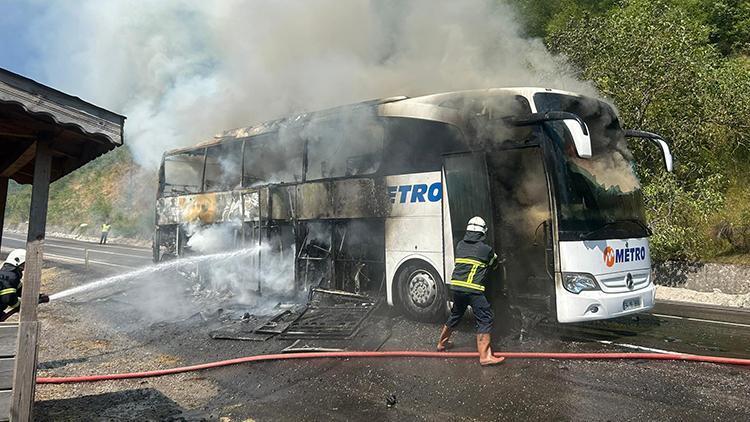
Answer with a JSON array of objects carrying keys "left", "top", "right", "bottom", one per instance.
[
  {"left": 0, "top": 263, "right": 23, "bottom": 313},
  {"left": 445, "top": 231, "right": 498, "bottom": 333}
]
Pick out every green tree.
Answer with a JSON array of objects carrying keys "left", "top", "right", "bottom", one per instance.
[{"left": 547, "top": 0, "right": 750, "bottom": 259}]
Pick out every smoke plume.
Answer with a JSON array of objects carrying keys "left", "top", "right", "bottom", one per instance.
[{"left": 25, "top": 0, "right": 596, "bottom": 168}]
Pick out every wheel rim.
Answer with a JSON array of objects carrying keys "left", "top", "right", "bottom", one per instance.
[{"left": 408, "top": 270, "right": 437, "bottom": 308}]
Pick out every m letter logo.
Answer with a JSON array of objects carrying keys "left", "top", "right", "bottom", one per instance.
[{"left": 603, "top": 246, "right": 615, "bottom": 268}]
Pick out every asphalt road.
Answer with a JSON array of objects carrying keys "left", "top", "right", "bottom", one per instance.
[
  {"left": 0, "top": 231, "right": 152, "bottom": 270},
  {"left": 34, "top": 276, "right": 750, "bottom": 421}
]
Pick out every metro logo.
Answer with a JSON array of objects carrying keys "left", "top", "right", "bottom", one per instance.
[
  {"left": 388, "top": 182, "right": 442, "bottom": 204},
  {"left": 603, "top": 246, "right": 615, "bottom": 267},
  {"left": 603, "top": 245, "right": 647, "bottom": 267}
]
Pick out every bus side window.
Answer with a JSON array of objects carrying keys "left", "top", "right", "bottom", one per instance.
[
  {"left": 204, "top": 141, "right": 242, "bottom": 192},
  {"left": 162, "top": 149, "right": 205, "bottom": 196},
  {"left": 304, "top": 113, "right": 384, "bottom": 181},
  {"left": 243, "top": 131, "right": 304, "bottom": 186},
  {"left": 381, "top": 118, "right": 466, "bottom": 175}
]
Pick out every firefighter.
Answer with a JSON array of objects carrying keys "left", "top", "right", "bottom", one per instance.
[
  {"left": 0, "top": 249, "right": 26, "bottom": 317},
  {"left": 436, "top": 216, "right": 505, "bottom": 366},
  {"left": 0, "top": 249, "right": 50, "bottom": 322},
  {"left": 100, "top": 221, "right": 111, "bottom": 245}
]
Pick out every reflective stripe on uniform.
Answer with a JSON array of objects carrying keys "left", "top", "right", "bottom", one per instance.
[
  {"left": 450, "top": 258, "right": 487, "bottom": 292},
  {"left": 455, "top": 258, "right": 486, "bottom": 267},
  {"left": 10, "top": 299, "right": 20, "bottom": 309},
  {"left": 0, "top": 288, "right": 17, "bottom": 296},
  {"left": 454, "top": 258, "right": 487, "bottom": 285},
  {"left": 449, "top": 280, "right": 485, "bottom": 292}
]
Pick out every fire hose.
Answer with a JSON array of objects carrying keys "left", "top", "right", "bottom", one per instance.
[
  {"left": 36, "top": 350, "right": 750, "bottom": 384},
  {"left": 0, "top": 294, "right": 49, "bottom": 322}
]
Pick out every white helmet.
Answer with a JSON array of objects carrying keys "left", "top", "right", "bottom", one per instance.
[
  {"left": 466, "top": 216, "right": 488, "bottom": 234},
  {"left": 4, "top": 249, "right": 26, "bottom": 267}
]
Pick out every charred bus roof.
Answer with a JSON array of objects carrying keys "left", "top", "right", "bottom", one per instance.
[{"left": 162, "top": 87, "right": 590, "bottom": 157}]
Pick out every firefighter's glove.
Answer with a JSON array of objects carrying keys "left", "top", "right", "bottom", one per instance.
[{"left": 38, "top": 293, "right": 50, "bottom": 304}]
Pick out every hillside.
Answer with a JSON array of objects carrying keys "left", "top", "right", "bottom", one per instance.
[{"left": 4, "top": 148, "right": 156, "bottom": 239}]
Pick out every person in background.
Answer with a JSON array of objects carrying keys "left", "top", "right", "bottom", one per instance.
[
  {"left": 100, "top": 221, "right": 111, "bottom": 245},
  {"left": 436, "top": 216, "right": 505, "bottom": 366}
]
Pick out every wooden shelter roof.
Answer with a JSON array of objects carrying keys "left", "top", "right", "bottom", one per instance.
[{"left": 0, "top": 67, "right": 125, "bottom": 184}]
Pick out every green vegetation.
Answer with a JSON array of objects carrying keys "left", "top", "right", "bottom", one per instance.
[
  {"left": 512, "top": 0, "right": 750, "bottom": 261},
  {"left": 4, "top": 148, "right": 155, "bottom": 239}
]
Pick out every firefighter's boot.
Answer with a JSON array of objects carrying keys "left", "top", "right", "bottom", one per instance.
[
  {"left": 436, "top": 325, "right": 454, "bottom": 352},
  {"left": 477, "top": 333, "right": 505, "bottom": 366}
]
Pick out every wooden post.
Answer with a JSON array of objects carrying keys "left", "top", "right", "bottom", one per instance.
[
  {"left": 0, "top": 177, "right": 8, "bottom": 251},
  {"left": 11, "top": 141, "right": 51, "bottom": 422}
]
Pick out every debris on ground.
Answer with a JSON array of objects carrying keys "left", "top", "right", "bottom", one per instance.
[
  {"left": 280, "top": 288, "right": 379, "bottom": 340},
  {"left": 281, "top": 339, "right": 345, "bottom": 353},
  {"left": 386, "top": 393, "right": 398, "bottom": 408},
  {"left": 208, "top": 288, "right": 378, "bottom": 342}
]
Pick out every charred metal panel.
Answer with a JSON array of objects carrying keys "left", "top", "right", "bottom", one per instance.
[
  {"left": 293, "top": 178, "right": 392, "bottom": 221},
  {"left": 156, "top": 197, "right": 181, "bottom": 225},
  {"left": 269, "top": 185, "right": 295, "bottom": 220},
  {"left": 156, "top": 191, "right": 243, "bottom": 225},
  {"left": 296, "top": 182, "right": 334, "bottom": 220},
  {"left": 156, "top": 177, "right": 393, "bottom": 225},
  {"left": 242, "top": 190, "right": 261, "bottom": 221},
  {"left": 333, "top": 178, "right": 392, "bottom": 219}
]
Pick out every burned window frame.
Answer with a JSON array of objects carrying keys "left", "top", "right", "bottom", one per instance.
[
  {"left": 241, "top": 131, "right": 304, "bottom": 187},
  {"left": 302, "top": 113, "right": 386, "bottom": 181},
  {"left": 379, "top": 118, "right": 468, "bottom": 175},
  {"left": 160, "top": 148, "right": 207, "bottom": 197},
  {"left": 203, "top": 140, "right": 243, "bottom": 192}
]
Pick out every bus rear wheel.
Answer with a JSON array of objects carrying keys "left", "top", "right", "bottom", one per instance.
[{"left": 397, "top": 262, "right": 446, "bottom": 322}]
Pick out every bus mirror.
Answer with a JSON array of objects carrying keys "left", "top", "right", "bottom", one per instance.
[
  {"left": 509, "top": 111, "right": 591, "bottom": 158},
  {"left": 563, "top": 119, "right": 592, "bottom": 159},
  {"left": 624, "top": 130, "right": 674, "bottom": 172}
]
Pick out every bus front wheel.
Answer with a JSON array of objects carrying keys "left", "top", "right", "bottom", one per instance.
[{"left": 397, "top": 262, "right": 446, "bottom": 322}]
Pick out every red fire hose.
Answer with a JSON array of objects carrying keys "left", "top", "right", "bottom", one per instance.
[{"left": 36, "top": 350, "right": 750, "bottom": 384}]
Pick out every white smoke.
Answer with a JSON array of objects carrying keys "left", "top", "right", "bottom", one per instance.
[
  {"left": 25, "top": 0, "right": 596, "bottom": 168},
  {"left": 185, "top": 223, "right": 296, "bottom": 304}
]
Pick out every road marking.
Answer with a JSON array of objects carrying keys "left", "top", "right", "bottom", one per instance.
[
  {"left": 37, "top": 243, "right": 150, "bottom": 259},
  {"left": 4, "top": 240, "right": 150, "bottom": 259},
  {"left": 651, "top": 313, "right": 750, "bottom": 329},
  {"left": 3, "top": 235, "right": 151, "bottom": 258},
  {"left": 596, "top": 340, "right": 683, "bottom": 355},
  {"left": 3, "top": 233, "right": 151, "bottom": 253},
  {"left": 2, "top": 247, "right": 132, "bottom": 269},
  {"left": 43, "top": 253, "right": 131, "bottom": 269}
]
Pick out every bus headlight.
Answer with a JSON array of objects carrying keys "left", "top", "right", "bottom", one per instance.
[{"left": 562, "top": 273, "right": 600, "bottom": 294}]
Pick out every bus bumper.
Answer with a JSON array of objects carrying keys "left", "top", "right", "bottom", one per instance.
[{"left": 555, "top": 283, "right": 656, "bottom": 323}]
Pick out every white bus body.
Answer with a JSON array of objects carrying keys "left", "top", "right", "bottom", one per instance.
[{"left": 154, "top": 87, "right": 672, "bottom": 323}]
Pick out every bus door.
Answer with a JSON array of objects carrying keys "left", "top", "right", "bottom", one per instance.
[
  {"left": 486, "top": 148, "right": 556, "bottom": 318},
  {"left": 442, "top": 152, "right": 497, "bottom": 294}
]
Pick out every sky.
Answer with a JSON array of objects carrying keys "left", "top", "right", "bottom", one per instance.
[
  {"left": 0, "top": 0, "right": 596, "bottom": 168},
  {"left": 0, "top": 2, "right": 46, "bottom": 81}
]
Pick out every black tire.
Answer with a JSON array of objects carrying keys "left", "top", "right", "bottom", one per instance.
[{"left": 397, "top": 261, "right": 447, "bottom": 322}]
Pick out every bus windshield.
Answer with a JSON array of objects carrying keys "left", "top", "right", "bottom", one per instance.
[{"left": 534, "top": 93, "right": 648, "bottom": 241}]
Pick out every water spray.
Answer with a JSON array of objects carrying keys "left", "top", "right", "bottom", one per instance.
[{"left": 48, "top": 247, "right": 262, "bottom": 302}]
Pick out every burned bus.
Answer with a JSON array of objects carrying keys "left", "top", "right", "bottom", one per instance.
[{"left": 153, "top": 88, "right": 673, "bottom": 323}]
